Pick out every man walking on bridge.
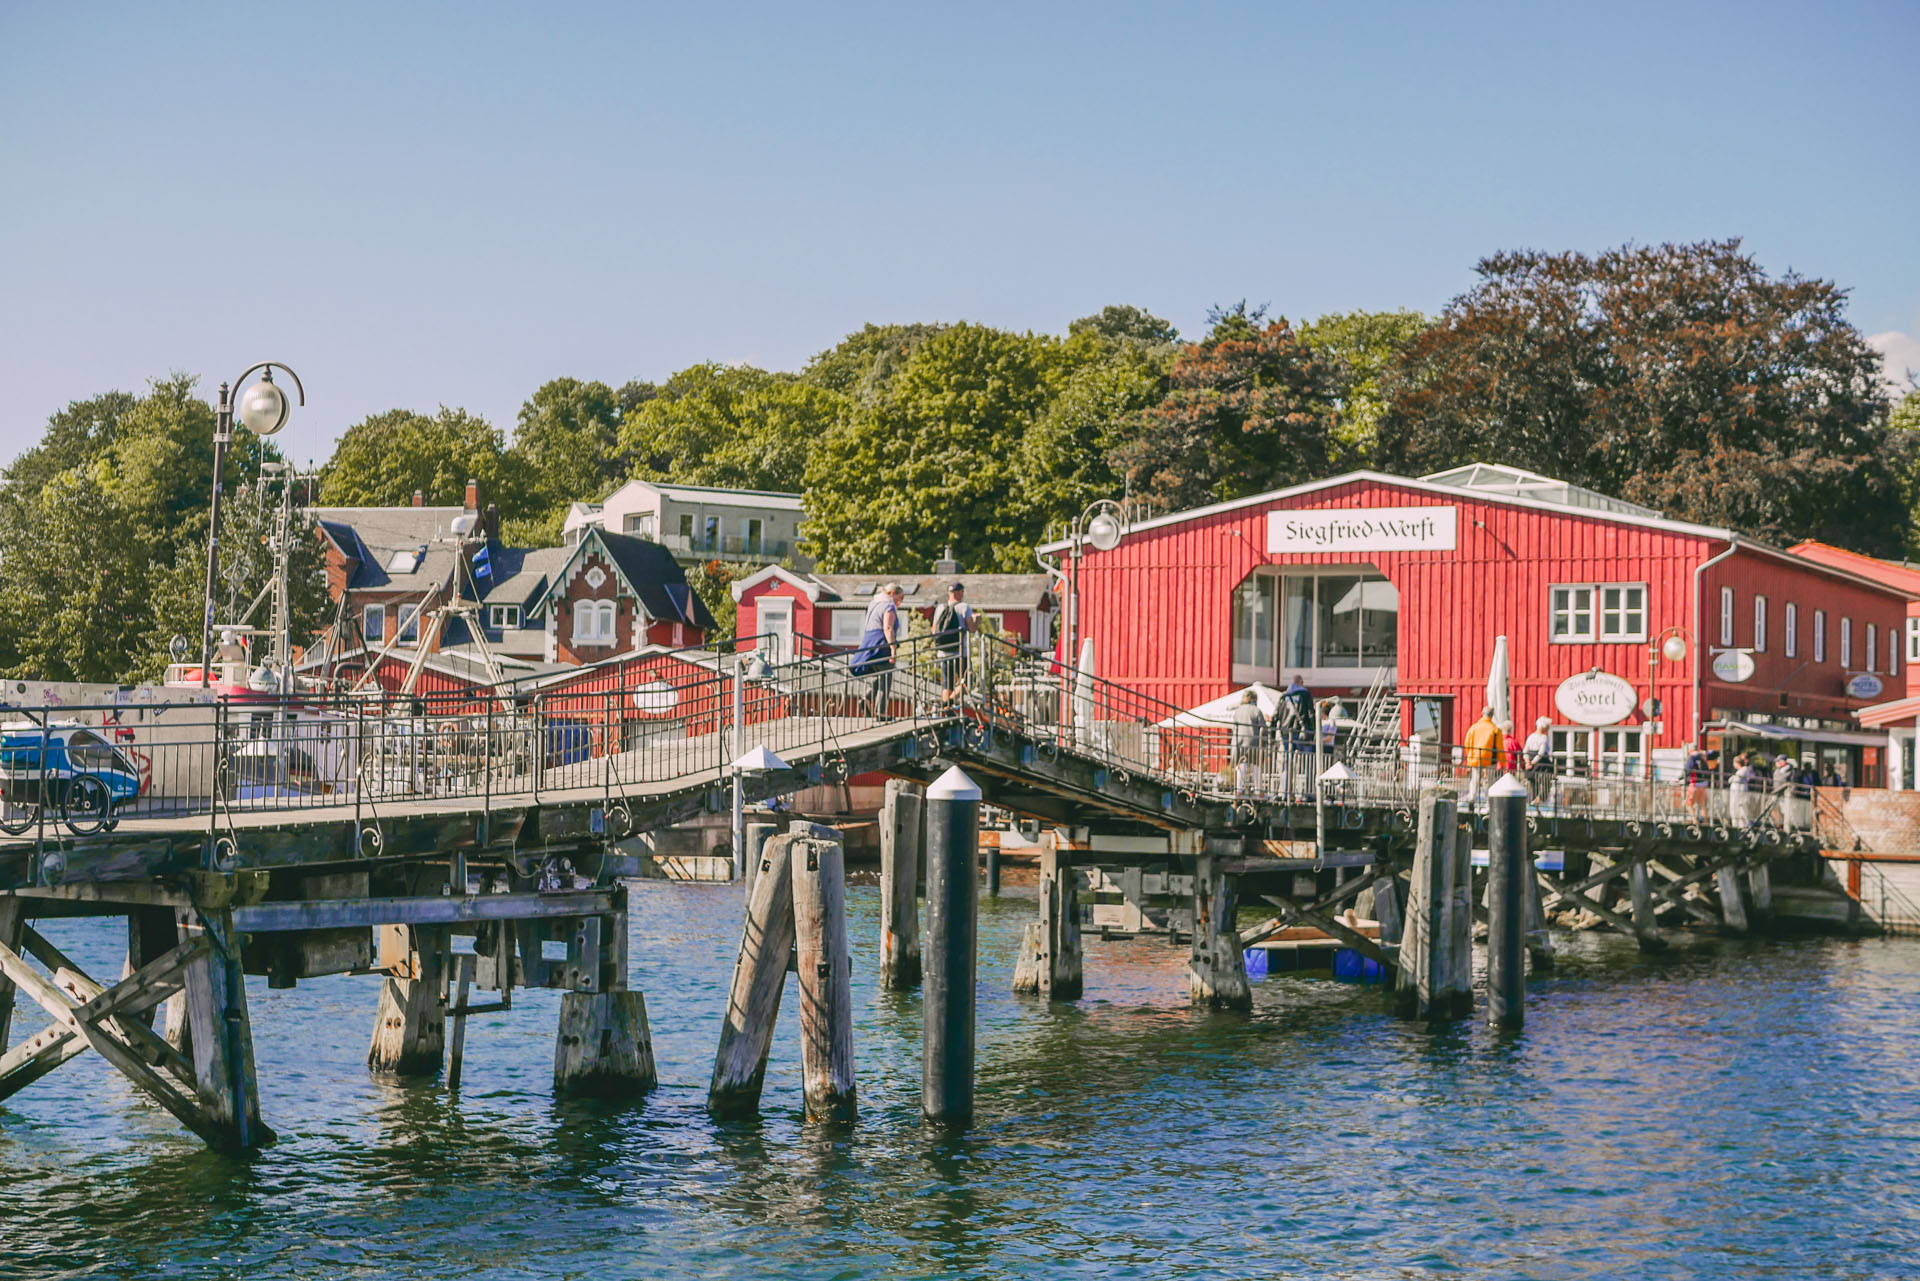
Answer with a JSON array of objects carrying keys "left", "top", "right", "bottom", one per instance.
[{"left": 1463, "top": 705, "right": 1504, "bottom": 809}]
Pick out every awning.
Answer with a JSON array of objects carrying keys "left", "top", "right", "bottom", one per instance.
[
  {"left": 1856, "top": 694, "right": 1920, "bottom": 729},
  {"left": 1715, "top": 721, "right": 1887, "bottom": 748}
]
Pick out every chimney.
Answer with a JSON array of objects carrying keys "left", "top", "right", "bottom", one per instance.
[
  {"left": 412, "top": 489, "right": 424, "bottom": 508},
  {"left": 464, "top": 478, "right": 480, "bottom": 512},
  {"left": 484, "top": 502, "right": 500, "bottom": 539},
  {"left": 933, "top": 544, "right": 961, "bottom": 575}
]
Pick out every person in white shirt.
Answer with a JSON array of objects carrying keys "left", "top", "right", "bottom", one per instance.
[{"left": 1521, "top": 716, "right": 1554, "bottom": 807}]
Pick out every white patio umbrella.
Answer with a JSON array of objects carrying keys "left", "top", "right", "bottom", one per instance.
[
  {"left": 1486, "top": 635, "right": 1511, "bottom": 727},
  {"left": 1155, "top": 682, "right": 1285, "bottom": 728}
]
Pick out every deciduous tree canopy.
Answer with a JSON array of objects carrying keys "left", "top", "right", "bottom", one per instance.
[{"left": 1376, "top": 240, "right": 1905, "bottom": 555}]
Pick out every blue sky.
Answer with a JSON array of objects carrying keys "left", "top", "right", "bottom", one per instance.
[{"left": 2, "top": 2, "right": 1915, "bottom": 469}]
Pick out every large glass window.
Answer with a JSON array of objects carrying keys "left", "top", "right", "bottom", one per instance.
[
  {"left": 1232, "top": 575, "right": 1276, "bottom": 668},
  {"left": 1263, "top": 570, "right": 1397, "bottom": 672}
]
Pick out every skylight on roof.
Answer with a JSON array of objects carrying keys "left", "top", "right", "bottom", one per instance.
[
  {"left": 385, "top": 548, "right": 424, "bottom": 573},
  {"left": 854, "top": 581, "right": 876, "bottom": 596}
]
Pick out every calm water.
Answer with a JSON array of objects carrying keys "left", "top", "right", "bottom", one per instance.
[{"left": 4, "top": 878, "right": 1919, "bottom": 1280}]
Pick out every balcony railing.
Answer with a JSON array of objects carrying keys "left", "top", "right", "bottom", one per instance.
[{"left": 658, "top": 533, "right": 789, "bottom": 562}]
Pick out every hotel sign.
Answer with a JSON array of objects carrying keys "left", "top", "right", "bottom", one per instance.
[
  {"left": 1555, "top": 670, "right": 1639, "bottom": 727},
  {"left": 1267, "top": 506, "right": 1458, "bottom": 554}
]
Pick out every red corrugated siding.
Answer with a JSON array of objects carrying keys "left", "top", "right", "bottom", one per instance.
[{"left": 1075, "top": 478, "right": 1908, "bottom": 750}]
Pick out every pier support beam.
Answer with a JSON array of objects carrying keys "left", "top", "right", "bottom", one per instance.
[
  {"left": 1397, "top": 785, "right": 1469, "bottom": 1022},
  {"left": 1747, "top": 861, "right": 1774, "bottom": 924},
  {"left": 1628, "top": 861, "right": 1665, "bottom": 951},
  {"left": 368, "top": 924, "right": 447, "bottom": 1076},
  {"left": 0, "top": 897, "right": 21, "bottom": 1054},
  {"left": 792, "top": 833, "right": 856, "bottom": 1125},
  {"left": 923, "top": 767, "right": 981, "bottom": 1127},
  {"left": 1013, "top": 845, "right": 1082, "bottom": 999},
  {"left": 878, "top": 779, "right": 924, "bottom": 990},
  {"left": 176, "top": 907, "right": 270, "bottom": 1150},
  {"left": 1371, "top": 872, "right": 1405, "bottom": 946},
  {"left": 1188, "top": 836, "right": 1251, "bottom": 1012},
  {"left": 555, "top": 884, "right": 654, "bottom": 1098},
  {"left": 710, "top": 833, "right": 798, "bottom": 1118},
  {"left": 1715, "top": 865, "right": 1751, "bottom": 935},
  {"left": 1485, "top": 775, "right": 1529, "bottom": 1029}
]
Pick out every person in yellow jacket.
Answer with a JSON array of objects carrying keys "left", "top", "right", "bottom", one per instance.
[{"left": 1462, "top": 706, "right": 1505, "bottom": 807}]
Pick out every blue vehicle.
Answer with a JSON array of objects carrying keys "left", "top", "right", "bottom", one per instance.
[{"left": 0, "top": 721, "right": 144, "bottom": 835}]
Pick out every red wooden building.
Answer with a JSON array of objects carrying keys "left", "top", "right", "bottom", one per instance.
[
  {"left": 1043, "top": 464, "right": 1910, "bottom": 784},
  {"left": 731, "top": 565, "right": 1054, "bottom": 661}
]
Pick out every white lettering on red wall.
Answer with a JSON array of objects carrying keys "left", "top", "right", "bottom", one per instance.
[{"left": 1266, "top": 506, "right": 1458, "bottom": 554}]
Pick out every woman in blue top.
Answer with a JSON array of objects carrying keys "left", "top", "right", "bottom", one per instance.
[{"left": 852, "top": 583, "right": 903, "bottom": 717}]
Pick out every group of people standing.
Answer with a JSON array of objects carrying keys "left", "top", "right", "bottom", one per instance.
[{"left": 849, "top": 580, "right": 978, "bottom": 715}]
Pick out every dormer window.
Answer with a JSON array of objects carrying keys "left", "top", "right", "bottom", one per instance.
[
  {"left": 386, "top": 547, "right": 424, "bottom": 574},
  {"left": 487, "top": 604, "right": 521, "bottom": 630}
]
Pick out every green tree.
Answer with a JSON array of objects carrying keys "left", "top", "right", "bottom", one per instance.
[
  {"left": 804, "top": 324, "right": 1060, "bottom": 572},
  {"left": 1377, "top": 239, "right": 1906, "bottom": 555},
  {"left": 1108, "top": 306, "right": 1345, "bottom": 512},
  {"left": 1890, "top": 386, "right": 1920, "bottom": 557},
  {"left": 1067, "top": 304, "right": 1180, "bottom": 350},
  {"left": 619, "top": 364, "right": 845, "bottom": 493},
  {"left": 801, "top": 323, "right": 949, "bottom": 405},
  {"left": 508, "top": 377, "right": 625, "bottom": 515},
  {"left": 1296, "top": 309, "right": 1429, "bottom": 464},
  {"left": 0, "top": 465, "right": 156, "bottom": 682},
  {"left": 318, "top": 407, "right": 516, "bottom": 510}
]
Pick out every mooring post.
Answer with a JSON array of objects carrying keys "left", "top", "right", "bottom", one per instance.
[
  {"left": 1396, "top": 784, "right": 1458, "bottom": 1021},
  {"left": 1445, "top": 809, "right": 1475, "bottom": 1017},
  {"left": 1485, "top": 773, "right": 1529, "bottom": 1030},
  {"left": 1628, "top": 859, "right": 1664, "bottom": 951},
  {"left": 555, "top": 883, "right": 655, "bottom": 1097},
  {"left": 743, "top": 819, "right": 776, "bottom": 896},
  {"left": 1013, "top": 843, "right": 1083, "bottom": 999},
  {"left": 175, "top": 906, "right": 269, "bottom": 1150},
  {"left": 710, "top": 833, "right": 799, "bottom": 1118},
  {"left": 923, "top": 765, "right": 981, "bottom": 1126},
  {"left": 1715, "top": 863, "right": 1751, "bottom": 935},
  {"left": 791, "top": 833, "right": 856, "bottom": 1125},
  {"left": 369, "top": 924, "right": 448, "bottom": 1076},
  {"left": 1371, "top": 871, "right": 1405, "bottom": 946},
  {"left": 878, "top": 779, "right": 925, "bottom": 989},
  {"left": 1747, "top": 860, "right": 1774, "bottom": 924},
  {"left": 1189, "top": 834, "right": 1252, "bottom": 1011}
]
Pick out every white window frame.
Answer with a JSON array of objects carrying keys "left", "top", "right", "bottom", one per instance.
[
  {"left": 1551, "top": 582, "right": 1645, "bottom": 643},
  {"left": 1233, "top": 574, "right": 1278, "bottom": 669},
  {"left": 1784, "top": 602, "right": 1797, "bottom": 659},
  {"left": 1550, "top": 725, "right": 1645, "bottom": 779},
  {"left": 1908, "top": 617, "right": 1920, "bottom": 665},
  {"left": 1814, "top": 609, "right": 1827, "bottom": 663},
  {"left": 573, "top": 598, "right": 617, "bottom": 646},
  {"left": 1867, "top": 623, "right": 1878, "bottom": 673},
  {"left": 828, "top": 608, "right": 865, "bottom": 647},
  {"left": 1752, "top": 595, "right": 1767, "bottom": 654},
  {"left": 1841, "top": 617, "right": 1853, "bottom": 668},
  {"left": 1720, "top": 587, "right": 1734, "bottom": 647},
  {"left": 486, "top": 604, "right": 521, "bottom": 630},
  {"left": 362, "top": 604, "right": 385, "bottom": 643},
  {"left": 397, "top": 603, "right": 421, "bottom": 645},
  {"left": 1892, "top": 628, "right": 1901, "bottom": 678},
  {"left": 1259, "top": 567, "right": 1399, "bottom": 680}
]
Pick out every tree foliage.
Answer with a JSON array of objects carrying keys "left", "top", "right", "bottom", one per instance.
[
  {"left": 1377, "top": 240, "right": 1905, "bottom": 554},
  {"left": 800, "top": 323, "right": 949, "bottom": 405},
  {"left": 619, "top": 364, "right": 845, "bottom": 493},
  {"left": 508, "top": 378, "right": 626, "bottom": 516},
  {"left": 318, "top": 406, "right": 516, "bottom": 510},
  {"left": 1108, "top": 305, "right": 1345, "bottom": 512},
  {"left": 1296, "top": 308, "right": 1429, "bottom": 464}
]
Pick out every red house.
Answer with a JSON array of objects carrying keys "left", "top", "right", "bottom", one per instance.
[
  {"left": 525, "top": 528, "right": 718, "bottom": 665},
  {"left": 1043, "top": 464, "right": 1909, "bottom": 785},
  {"left": 731, "top": 563, "right": 1054, "bottom": 661}
]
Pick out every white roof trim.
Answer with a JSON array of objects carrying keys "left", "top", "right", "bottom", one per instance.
[{"left": 731, "top": 564, "right": 823, "bottom": 602}]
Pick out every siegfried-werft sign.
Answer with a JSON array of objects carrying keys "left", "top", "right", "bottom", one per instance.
[{"left": 1267, "top": 506, "right": 1458, "bottom": 554}]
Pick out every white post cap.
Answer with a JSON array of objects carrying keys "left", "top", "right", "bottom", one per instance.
[
  {"left": 731, "top": 745, "right": 791, "bottom": 773},
  {"left": 1488, "top": 771, "right": 1530, "bottom": 798},
  {"left": 1318, "top": 761, "right": 1354, "bottom": 782},
  {"left": 927, "top": 765, "right": 982, "bottom": 801}
]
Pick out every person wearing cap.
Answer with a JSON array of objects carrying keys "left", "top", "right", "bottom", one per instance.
[
  {"left": 931, "top": 581, "right": 977, "bottom": 707},
  {"left": 1522, "top": 715, "right": 1554, "bottom": 808}
]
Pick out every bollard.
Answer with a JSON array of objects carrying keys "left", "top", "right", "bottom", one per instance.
[
  {"left": 792, "top": 834, "right": 856, "bottom": 1125},
  {"left": 879, "top": 780, "right": 925, "bottom": 989},
  {"left": 923, "top": 765, "right": 981, "bottom": 1126},
  {"left": 743, "top": 820, "right": 776, "bottom": 897},
  {"left": 1395, "top": 784, "right": 1457, "bottom": 1022},
  {"left": 1485, "top": 773, "right": 1529, "bottom": 1030},
  {"left": 710, "top": 834, "right": 799, "bottom": 1118}
]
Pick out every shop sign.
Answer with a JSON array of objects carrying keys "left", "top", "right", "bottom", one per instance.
[
  {"left": 1267, "top": 505, "right": 1457, "bottom": 554},
  {"left": 1711, "top": 649, "right": 1756, "bottom": 683},
  {"left": 1554, "top": 670, "right": 1639, "bottom": 726},
  {"left": 1847, "top": 672, "right": 1884, "bottom": 700}
]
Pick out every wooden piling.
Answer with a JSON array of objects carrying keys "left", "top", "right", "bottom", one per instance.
[
  {"left": 743, "top": 819, "right": 777, "bottom": 896},
  {"left": 1012, "top": 845, "right": 1083, "bottom": 1000},
  {"left": 984, "top": 842, "right": 1000, "bottom": 897},
  {"left": 368, "top": 924, "right": 448, "bottom": 1076},
  {"left": 1747, "top": 861, "right": 1774, "bottom": 923},
  {"left": 1189, "top": 838, "right": 1252, "bottom": 1011},
  {"left": 554, "top": 991, "right": 655, "bottom": 1096},
  {"left": 1371, "top": 872, "right": 1405, "bottom": 946},
  {"left": 1397, "top": 784, "right": 1463, "bottom": 1022},
  {"left": 175, "top": 907, "right": 270, "bottom": 1150},
  {"left": 878, "top": 779, "right": 924, "bottom": 990},
  {"left": 1525, "top": 867, "right": 1555, "bottom": 971},
  {"left": 1446, "top": 811, "right": 1475, "bottom": 1017},
  {"left": 710, "top": 832, "right": 799, "bottom": 1118},
  {"left": 923, "top": 766, "right": 981, "bottom": 1126},
  {"left": 0, "top": 897, "right": 21, "bottom": 1055},
  {"left": 1628, "top": 860, "right": 1664, "bottom": 951},
  {"left": 792, "top": 834, "right": 856, "bottom": 1125},
  {"left": 1485, "top": 774, "right": 1529, "bottom": 1029},
  {"left": 1715, "top": 864, "right": 1751, "bottom": 935}
]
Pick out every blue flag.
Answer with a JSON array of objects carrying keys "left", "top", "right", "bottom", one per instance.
[{"left": 473, "top": 544, "right": 492, "bottom": 580}]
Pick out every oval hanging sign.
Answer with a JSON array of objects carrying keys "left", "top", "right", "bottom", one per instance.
[
  {"left": 1554, "top": 670, "right": 1639, "bottom": 726},
  {"left": 1847, "top": 672, "right": 1885, "bottom": 700},
  {"left": 631, "top": 681, "right": 678, "bottom": 715},
  {"left": 1711, "top": 650, "right": 1757, "bottom": 683}
]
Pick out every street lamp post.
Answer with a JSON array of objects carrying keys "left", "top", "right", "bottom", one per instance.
[
  {"left": 1063, "top": 498, "right": 1127, "bottom": 678},
  {"left": 1646, "top": 625, "right": 1692, "bottom": 781},
  {"left": 199, "top": 363, "right": 305, "bottom": 688}
]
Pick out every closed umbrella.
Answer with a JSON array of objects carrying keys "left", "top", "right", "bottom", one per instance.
[{"left": 1487, "top": 635, "right": 1510, "bottom": 728}]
